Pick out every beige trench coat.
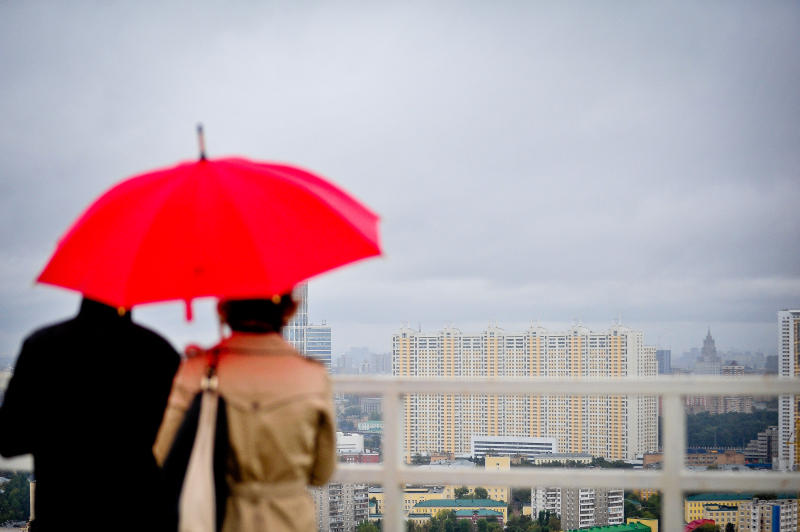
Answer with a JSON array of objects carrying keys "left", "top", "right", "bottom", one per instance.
[{"left": 154, "top": 332, "right": 336, "bottom": 532}]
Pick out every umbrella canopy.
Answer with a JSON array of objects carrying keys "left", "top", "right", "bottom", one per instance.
[{"left": 37, "top": 157, "right": 381, "bottom": 317}]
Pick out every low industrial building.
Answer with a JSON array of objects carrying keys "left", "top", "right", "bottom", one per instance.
[{"left": 471, "top": 435, "right": 558, "bottom": 461}]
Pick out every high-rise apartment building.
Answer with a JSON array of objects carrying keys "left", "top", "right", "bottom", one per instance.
[
  {"left": 532, "top": 487, "right": 624, "bottom": 529},
  {"left": 393, "top": 324, "right": 658, "bottom": 461},
  {"left": 284, "top": 284, "right": 332, "bottom": 369},
  {"left": 656, "top": 349, "right": 672, "bottom": 374},
  {"left": 311, "top": 483, "right": 369, "bottom": 532},
  {"left": 778, "top": 309, "right": 800, "bottom": 471},
  {"left": 744, "top": 426, "right": 778, "bottom": 466}
]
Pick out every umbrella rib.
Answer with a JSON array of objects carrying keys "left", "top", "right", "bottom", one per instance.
[
  {"left": 120, "top": 170, "right": 194, "bottom": 307},
  {"left": 211, "top": 162, "right": 280, "bottom": 294}
]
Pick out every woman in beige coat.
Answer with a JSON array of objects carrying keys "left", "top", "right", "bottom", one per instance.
[{"left": 154, "top": 296, "right": 336, "bottom": 532}]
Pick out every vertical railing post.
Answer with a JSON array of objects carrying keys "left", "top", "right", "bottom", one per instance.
[
  {"left": 382, "top": 383, "right": 404, "bottom": 532},
  {"left": 662, "top": 394, "right": 686, "bottom": 532}
]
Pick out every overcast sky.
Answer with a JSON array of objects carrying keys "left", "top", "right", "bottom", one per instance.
[{"left": 1, "top": 2, "right": 798, "bottom": 361}]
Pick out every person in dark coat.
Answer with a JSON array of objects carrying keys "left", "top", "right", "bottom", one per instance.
[{"left": 0, "top": 297, "right": 180, "bottom": 531}]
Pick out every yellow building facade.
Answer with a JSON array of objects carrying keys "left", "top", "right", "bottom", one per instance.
[
  {"left": 684, "top": 493, "right": 799, "bottom": 530},
  {"left": 370, "top": 486, "right": 446, "bottom": 515},
  {"left": 393, "top": 325, "right": 658, "bottom": 461},
  {"left": 409, "top": 499, "right": 508, "bottom": 521},
  {"left": 442, "top": 456, "right": 511, "bottom": 504}
]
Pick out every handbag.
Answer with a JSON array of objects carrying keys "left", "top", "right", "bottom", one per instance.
[{"left": 162, "top": 349, "right": 230, "bottom": 532}]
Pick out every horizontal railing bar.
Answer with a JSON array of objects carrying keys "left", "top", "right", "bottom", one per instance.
[
  {"left": 332, "top": 464, "right": 800, "bottom": 491},
  {"left": 332, "top": 375, "right": 800, "bottom": 396}
]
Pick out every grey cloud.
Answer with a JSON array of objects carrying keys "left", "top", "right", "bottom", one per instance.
[{"left": 0, "top": 1, "right": 798, "bottom": 359}]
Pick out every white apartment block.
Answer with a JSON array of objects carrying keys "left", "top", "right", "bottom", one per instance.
[
  {"left": 393, "top": 324, "right": 658, "bottom": 460},
  {"left": 742, "top": 498, "right": 798, "bottom": 532},
  {"left": 778, "top": 309, "right": 800, "bottom": 471},
  {"left": 532, "top": 487, "right": 624, "bottom": 529},
  {"left": 311, "top": 483, "right": 369, "bottom": 532}
]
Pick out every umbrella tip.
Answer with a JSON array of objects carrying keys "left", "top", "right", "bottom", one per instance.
[{"left": 197, "top": 123, "right": 207, "bottom": 161}]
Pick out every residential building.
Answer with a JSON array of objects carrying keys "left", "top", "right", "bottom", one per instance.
[
  {"left": 684, "top": 493, "right": 798, "bottom": 532},
  {"left": 743, "top": 497, "right": 799, "bottom": 532},
  {"left": 529, "top": 453, "right": 592, "bottom": 466},
  {"left": 306, "top": 323, "right": 332, "bottom": 368},
  {"left": 441, "top": 456, "right": 511, "bottom": 505},
  {"left": 743, "top": 426, "right": 778, "bottom": 466},
  {"left": 532, "top": 487, "right": 624, "bottom": 529},
  {"left": 371, "top": 459, "right": 511, "bottom": 521},
  {"left": 393, "top": 324, "right": 658, "bottom": 461},
  {"left": 701, "top": 503, "right": 739, "bottom": 530},
  {"left": 565, "top": 524, "right": 651, "bottom": 532},
  {"left": 778, "top": 309, "right": 800, "bottom": 471},
  {"left": 284, "top": 284, "right": 332, "bottom": 368},
  {"left": 656, "top": 349, "right": 672, "bottom": 375},
  {"left": 643, "top": 449, "right": 745, "bottom": 469},
  {"left": 370, "top": 486, "right": 446, "bottom": 515},
  {"left": 311, "top": 483, "right": 369, "bottom": 532},
  {"left": 471, "top": 435, "right": 558, "bottom": 461},
  {"left": 409, "top": 499, "right": 508, "bottom": 522}
]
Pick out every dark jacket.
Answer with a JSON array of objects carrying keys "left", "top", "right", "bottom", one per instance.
[{"left": 0, "top": 298, "right": 180, "bottom": 531}]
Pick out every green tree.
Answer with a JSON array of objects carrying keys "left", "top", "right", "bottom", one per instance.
[
  {"left": 686, "top": 411, "right": 778, "bottom": 447},
  {"left": 0, "top": 473, "right": 31, "bottom": 523},
  {"left": 411, "top": 454, "right": 431, "bottom": 465},
  {"left": 454, "top": 486, "right": 470, "bottom": 499},
  {"left": 369, "top": 411, "right": 383, "bottom": 421},
  {"left": 357, "top": 521, "right": 380, "bottom": 532},
  {"left": 694, "top": 524, "right": 720, "bottom": 532},
  {"left": 476, "top": 519, "right": 489, "bottom": 532},
  {"left": 474, "top": 487, "right": 488, "bottom": 499},
  {"left": 454, "top": 519, "right": 471, "bottom": 532},
  {"left": 512, "top": 488, "right": 531, "bottom": 504},
  {"left": 725, "top": 524, "right": 735, "bottom": 532},
  {"left": 504, "top": 514, "right": 532, "bottom": 532}
]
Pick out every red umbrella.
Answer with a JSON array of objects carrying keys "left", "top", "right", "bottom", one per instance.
[{"left": 38, "top": 140, "right": 381, "bottom": 318}]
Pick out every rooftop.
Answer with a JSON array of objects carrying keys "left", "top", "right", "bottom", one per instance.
[
  {"left": 453, "top": 509, "right": 504, "bottom": 517},
  {"left": 414, "top": 499, "right": 506, "bottom": 508},
  {"left": 566, "top": 522, "right": 651, "bottom": 532},
  {"left": 686, "top": 493, "right": 797, "bottom": 502}
]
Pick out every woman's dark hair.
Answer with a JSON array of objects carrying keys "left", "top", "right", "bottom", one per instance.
[{"left": 218, "top": 295, "right": 296, "bottom": 333}]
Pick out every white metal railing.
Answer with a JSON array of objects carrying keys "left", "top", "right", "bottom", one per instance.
[
  {"left": 331, "top": 375, "right": 800, "bottom": 532},
  {"left": 2, "top": 375, "right": 798, "bottom": 532}
]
